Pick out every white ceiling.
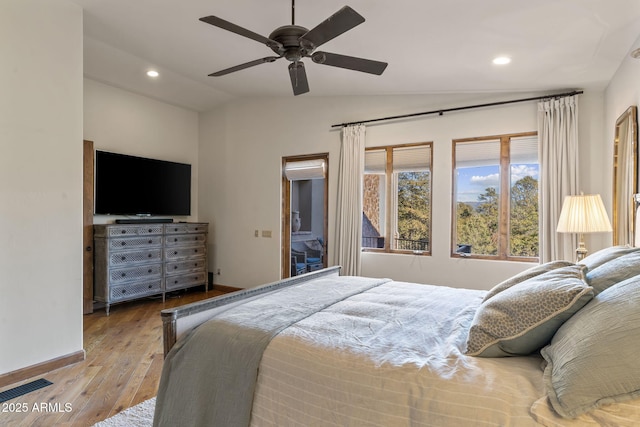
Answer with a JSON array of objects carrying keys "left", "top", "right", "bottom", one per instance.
[{"left": 72, "top": 0, "right": 640, "bottom": 112}]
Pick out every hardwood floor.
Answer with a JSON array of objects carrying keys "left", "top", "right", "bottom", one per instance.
[{"left": 0, "top": 288, "right": 225, "bottom": 427}]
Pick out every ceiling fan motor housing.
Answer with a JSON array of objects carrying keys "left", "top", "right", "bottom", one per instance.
[{"left": 269, "top": 25, "right": 314, "bottom": 61}]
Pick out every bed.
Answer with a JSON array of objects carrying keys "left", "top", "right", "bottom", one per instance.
[{"left": 154, "top": 249, "right": 640, "bottom": 427}]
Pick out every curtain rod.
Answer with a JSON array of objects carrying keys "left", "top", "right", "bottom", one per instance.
[{"left": 331, "top": 90, "right": 584, "bottom": 128}]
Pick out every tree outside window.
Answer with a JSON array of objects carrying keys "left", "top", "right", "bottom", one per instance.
[
  {"left": 363, "top": 143, "right": 432, "bottom": 254},
  {"left": 453, "top": 133, "right": 539, "bottom": 260}
]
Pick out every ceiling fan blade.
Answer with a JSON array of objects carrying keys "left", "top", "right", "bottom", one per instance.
[
  {"left": 199, "top": 16, "right": 283, "bottom": 50},
  {"left": 288, "top": 62, "right": 309, "bottom": 96},
  {"left": 299, "top": 6, "right": 365, "bottom": 49},
  {"left": 209, "top": 56, "right": 281, "bottom": 76},
  {"left": 311, "top": 51, "right": 388, "bottom": 75}
]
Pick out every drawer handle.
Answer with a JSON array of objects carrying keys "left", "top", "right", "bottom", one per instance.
[
  {"left": 194, "top": 249, "right": 198, "bottom": 253},
  {"left": 174, "top": 238, "right": 178, "bottom": 242},
  {"left": 121, "top": 242, "right": 126, "bottom": 246},
  {"left": 148, "top": 240, "right": 153, "bottom": 244},
  {"left": 174, "top": 251, "right": 178, "bottom": 255},
  {"left": 194, "top": 263, "right": 198, "bottom": 267},
  {"left": 121, "top": 272, "right": 126, "bottom": 277},
  {"left": 121, "top": 230, "right": 126, "bottom": 234},
  {"left": 148, "top": 254, "right": 152, "bottom": 258},
  {"left": 148, "top": 269, "right": 152, "bottom": 273},
  {"left": 174, "top": 266, "right": 178, "bottom": 270},
  {"left": 174, "top": 280, "right": 178, "bottom": 284},
  {"left": 148, "top": 229, "right": 152, "bottom": 233},
  {"left": 122, "top": 289, "right": 127, "bottom": 294},
  {"left": 121, "top": 256, "right": 126, "bottom": 261},
  {"left": 148, "top": 284, "right": 153, "bottom": 289}
]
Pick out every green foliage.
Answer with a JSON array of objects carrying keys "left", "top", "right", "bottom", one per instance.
[
  {"left": 456, "top": 175, "right": 538, "bottom": 257},
  {"left": 397, "top": 172, "right": 430, "bottom": 249},
  {"left": 510, "top": 175, "right": 539, "bottom": 256}
]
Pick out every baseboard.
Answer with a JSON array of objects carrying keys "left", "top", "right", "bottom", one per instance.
[
  {"left": 0, "top": 350, "right": 85, "bottom": 389},
  {"left": 212, "top": 284, "right": 242, "bottom": 293}
]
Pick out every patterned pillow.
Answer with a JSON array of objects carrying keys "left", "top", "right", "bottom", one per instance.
[
  {"left": 541, "top": 274, "right": 640, "bottom": 418},
  {"left": 585, "top": 251, "right": 640, "bottom": 295},
  {"left": 483, "top": 260, "right": 575, "bottom": 302},
  {"left": 466, "top": 264, "right": 593, "bottom": 357}
]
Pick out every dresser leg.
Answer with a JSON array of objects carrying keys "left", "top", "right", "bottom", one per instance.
[{"left": 106, "top": 304, "right": 110, "bottom": 316}]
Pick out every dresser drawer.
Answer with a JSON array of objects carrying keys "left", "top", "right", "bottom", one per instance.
[
  {"left": 109, "top": 263, "right": 162, "bottom": 284},
  {"left": 107, "top": 225, "right": 164, "bottom": 237},
  {"left": 109, "top": 248, "right": 162, "bottom": 267},
  {"left": 165, "top": 246, "right": 206, "bottom": 260},
  {"left": 110, "top": 279, "right": 163, "bottom": 302},
  {"left": 165, "top": 233, "right": 206, "bottom": 247},
  {"left": 164, "top": 223, "right": 207, "bottom": 234},
  {"left": 165, "top": 271, "right": 206, "bottom": 291},
  {"left": 108, "top": 235, "right": 163, "bottom": 250},
  {"left": 166, "top": 259, "right": 206, "bottom": 276}
]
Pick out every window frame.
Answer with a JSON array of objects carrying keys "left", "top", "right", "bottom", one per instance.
[
  {"left": 451, "top": 131, "right": 539, "bottom": 262},
  {"left": 363, "top": 142, "right": 433, "bottom": 256}
]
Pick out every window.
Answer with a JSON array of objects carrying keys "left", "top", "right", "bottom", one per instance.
[
  {"left": 363, "top": 143, "right": 432, "bottom": 254},
  {"left": 453, "top": 132, "right": 538, "bottom": 260}
]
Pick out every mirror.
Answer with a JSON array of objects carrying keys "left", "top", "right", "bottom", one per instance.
[{"left": 613, "top": 106, "right": 638, "bottom": 245}]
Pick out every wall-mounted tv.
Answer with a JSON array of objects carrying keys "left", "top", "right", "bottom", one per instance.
[{"left": 95, "top": 150, "right": 191, "bottom": 216}]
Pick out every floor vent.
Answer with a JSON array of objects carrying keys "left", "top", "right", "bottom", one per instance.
[{"left": 0, "top": 378, "right": 53, "bottom": 402}]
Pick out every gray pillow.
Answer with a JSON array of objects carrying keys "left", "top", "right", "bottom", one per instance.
[
  {"left": 541, "top": 274, "right": 640, "bottom": 418},
  {"left": 466, "top": 264, "right": 593, "bottom": 357},
  {"left": 579, "top": 245, "right": 640, "bottom": 270},
  {"left": 586, "top": 251, "right": 640, "bottom": 294},
  {"left": 483, "top": 260, "right": 575, "bottom": 302}
]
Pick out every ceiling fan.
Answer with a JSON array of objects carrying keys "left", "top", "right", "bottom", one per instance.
[{"left": 199, "top": 1, "right": 388, "bottom": 95}]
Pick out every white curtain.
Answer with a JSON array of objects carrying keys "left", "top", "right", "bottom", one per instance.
[
  {"left": 335, "top": 124, "right": 365, "bottom": 275},
  {"left": 538, "top": 95, "right": 580, "bottom": 262}
]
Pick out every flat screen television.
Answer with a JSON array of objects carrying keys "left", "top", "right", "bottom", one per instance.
[{"left": 95, "top": 150, "right": 191, "bottom": 216}]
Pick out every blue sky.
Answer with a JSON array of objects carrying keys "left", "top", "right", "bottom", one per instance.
[{"left": 456, "top": 164, "right": 539, "bottom": 203}]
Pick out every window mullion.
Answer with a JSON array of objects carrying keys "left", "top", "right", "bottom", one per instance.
[{"left": 499, "top": 137, "right": 511, "bottom": 259}]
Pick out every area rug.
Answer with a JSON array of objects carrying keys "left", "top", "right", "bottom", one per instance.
[{"left": 92, "top": 397, "right": 155, "bottom": 427}]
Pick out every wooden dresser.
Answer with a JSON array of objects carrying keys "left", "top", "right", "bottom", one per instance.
[{"left": 94, "top": 222, "right": 208, "bottom": 314}]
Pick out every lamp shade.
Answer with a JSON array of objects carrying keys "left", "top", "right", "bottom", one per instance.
[{"left": 556, "top": 194, "right": 612, "bottom": 233}]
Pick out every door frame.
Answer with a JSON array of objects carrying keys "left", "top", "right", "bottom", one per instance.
[
  {"left": 281, "top": 153, "right": 329, "bottom": 278},
  {"left": 83, "top": 140, "right": 94, "bottom": 314}
]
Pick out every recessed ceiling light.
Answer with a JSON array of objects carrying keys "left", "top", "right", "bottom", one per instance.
[
  {"left": 146, "top": 70, "right": 159, "bottom": 77},
  {"left": 492, "top": 56, "right": 511, "bottom": 65}
]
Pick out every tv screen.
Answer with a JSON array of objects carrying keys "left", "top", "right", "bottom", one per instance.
[{"left": 95, "top": 150, "right": 191, "bottom": 216}]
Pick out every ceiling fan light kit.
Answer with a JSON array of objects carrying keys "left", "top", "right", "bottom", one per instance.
[{"left": 200, "top": 2, "right": 388, "bottom": 96}]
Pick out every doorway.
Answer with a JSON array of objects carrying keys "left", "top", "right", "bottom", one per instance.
[{"left": 282, "top": 153, "right": 329, "bottom": 278}]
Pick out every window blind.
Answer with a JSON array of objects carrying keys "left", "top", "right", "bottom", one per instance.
[
  {"left": 455, "top": 140, "right": 501, "bottom": 168},
  {"left": 510, "top": 135, "right": 539, "bottom": 164},
  {"left": 393, "top": 145, "right": 431, "bottom": 172}
]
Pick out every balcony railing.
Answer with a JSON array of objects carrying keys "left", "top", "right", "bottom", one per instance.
[{"left": 362, "top": 236, "right": 429, "bottom": 251}]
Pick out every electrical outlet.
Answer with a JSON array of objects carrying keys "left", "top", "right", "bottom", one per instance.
[
  {"left": 262, "top": 230, "right": 272, "bottom": 238},
  {"left": 216, "top": 268, "right": 221, "bottom": 275},
  {"left": 254, "top": 229, "right": 259, "bottom": 237}
]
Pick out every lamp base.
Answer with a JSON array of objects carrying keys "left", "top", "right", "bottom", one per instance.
[{"left": 575, "top": 235, "right": 588, "bottom": 262}]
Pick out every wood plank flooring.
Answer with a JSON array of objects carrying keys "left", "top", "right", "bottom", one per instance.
[{"left": 0, "top": 288, "right": 225, "bottom": 427}]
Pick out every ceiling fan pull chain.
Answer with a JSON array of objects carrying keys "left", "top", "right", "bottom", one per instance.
[{"left": 292, "top": 0, "right": 295, "bottom": 26}]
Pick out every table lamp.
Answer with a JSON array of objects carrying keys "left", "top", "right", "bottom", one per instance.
[{"left": 556, "top": 193, "right": 612, "bottom": 262}]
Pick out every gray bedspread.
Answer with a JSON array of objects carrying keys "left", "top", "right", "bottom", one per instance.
[{"left": 153, "top": 275, "right": 390, "bottom": 427}]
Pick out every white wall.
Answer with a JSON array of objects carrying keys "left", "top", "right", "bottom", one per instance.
[
  {"left": 84, "top": 79, "right": 200, "bottom": 224},
  {"left": 0, "top": 0, "right": 83, "bottom": 375},
  {"left": 199, "top": 92, "right": 606, "bottom": 290},
  {"left": 605, "top": 35, "right": 640, "bottom": 209}
]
